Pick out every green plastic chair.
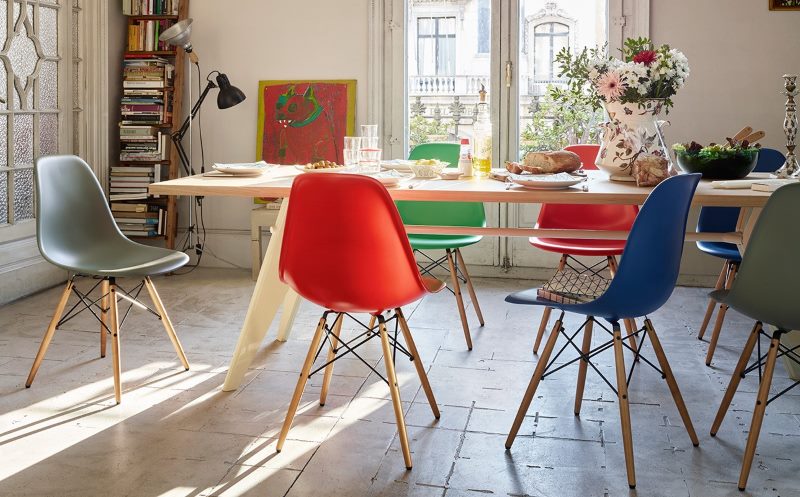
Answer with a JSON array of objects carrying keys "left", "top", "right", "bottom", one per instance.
[
  {"left": 708, "top": 182, "right": 800, "bottom": 491},
  {"left": 26, "top": 155, "right": 190, "bottom": 404},
  {"left": 396, "top": 142, "right": 486, "bottom": 349}
]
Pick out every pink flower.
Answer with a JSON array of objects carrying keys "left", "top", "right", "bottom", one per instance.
[{"left": 596, "top": 71, "right": 624, "bottom": 101}]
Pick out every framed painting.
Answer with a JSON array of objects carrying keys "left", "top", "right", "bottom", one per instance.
[
  {"left": 769, "top": 0, "right": 800, "bottom": 10},
  {"left": 256, "top": 79, "right": 356, "bottom": 165}
]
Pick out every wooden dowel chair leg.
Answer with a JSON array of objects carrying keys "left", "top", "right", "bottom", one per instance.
[
  {"left": 100, "top": 279, "right": 109, "bottom": 358},
  {"left": 698, "top": 262, "right": 728, "bottom": 340},
  {"left": 26, "top": 279, "right": 74, "bottom": 388},
  {"left": 706, "top": 262, "right": 738, "bottom": 366},
  {"left": 738, "top": 330, "right": 781, "bottom": 491},
  {"left": 612, "top": 322, "right": 636, "bottom": 489},
  {"left": 397, "top": 308, "right": 440, "bottom": 419},
  {"left": 379, "top": 318, "right": 413, "bottom": 470},
  {"left": 109, "top": 280, "right": 122, "bottom": 404},
  {"left": 446, "top": 249, "right": 472, "bottom": 350},
  {"left": 320, "top": 313, "right": 344, "bottom": 407},
  {"left": 645, "top": 319, "right": 699, "bottom": 446},
  {"left": 574, "top": 318, "right": 594, "bottom": 416},
  {"left": 144, "top": 277, "right": 189, "bottom": 370},
  {"left": 507, "top": 313, "right": 563, "bottom": 449},
  {"left": 277, "top": 315, "right": 328, "bottom": 453},
  {"left": 711, "top": 322, "right": 761, "bottom": 436},
  {"left": 456, "top": 248, "right": 484, "bottom": 326}
]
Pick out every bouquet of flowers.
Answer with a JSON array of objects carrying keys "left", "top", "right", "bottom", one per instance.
[{"left": 556, "top": 38, "right": 690, "bottom": 113}]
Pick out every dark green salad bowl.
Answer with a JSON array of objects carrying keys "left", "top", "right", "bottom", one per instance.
[{"left": 674, "top": 147, "right": 759, "bottom": 180}]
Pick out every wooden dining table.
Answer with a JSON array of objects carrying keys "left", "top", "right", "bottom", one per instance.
[{"left": 150, "top": 167, "right": 771, "bottom": 391}]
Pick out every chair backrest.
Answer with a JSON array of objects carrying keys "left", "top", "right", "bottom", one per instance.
[
  {"left": 279, "top": 173, "right": 428, "bottom": 313},
  {"left": 723, "top": 182, "right": 800, "bottom": 330},
  {"left": 564, "top": 144, "right": 600, "bottom": 171},
  {"left": 697, "top": 147, "right": 786, "bottom": 236},
  {"left": 35, "top": 155, "right": 129, "bottom": 268},
  {"left": 396, "top": 142, "right": 486, "bottom": 228},
  {"left": 593, "top": 173, "right": 702, "bottom": 319}
]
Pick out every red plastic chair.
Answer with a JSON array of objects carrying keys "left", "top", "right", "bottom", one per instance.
[
  {"left": 276, "top": 173, "right": 442, "bottom": 470},
  {"left": 564, "top": 143, "right": 600, "bottom": 170},
  {"left": 529, "top": 144, "right": 640, "bottom": 353}
]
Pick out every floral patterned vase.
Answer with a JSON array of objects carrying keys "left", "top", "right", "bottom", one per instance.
[{"left": 596, "top": 99, "right": 671, "bottom": 182}]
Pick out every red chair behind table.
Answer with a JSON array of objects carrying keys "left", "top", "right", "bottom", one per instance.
[
  {"left": 530, "top": 144, "right": 640, "bottom": 352},
  {"left": 275, "top": 173, "right": 443, "bottom": 470}
]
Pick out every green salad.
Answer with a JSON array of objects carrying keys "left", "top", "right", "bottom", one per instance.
[{"left": 672, "top": 141, "right": 759, "bottom": 162}]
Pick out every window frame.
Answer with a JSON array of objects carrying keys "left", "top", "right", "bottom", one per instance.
[
  {"left": 374, "top": 0, "right": 646, "bottom": 161},
  {"left": 415, "top": 15, "right": 457, "bottom": 76}
]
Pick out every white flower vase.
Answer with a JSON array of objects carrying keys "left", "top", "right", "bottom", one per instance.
[{"left": 596, "top": 99, "right": 672, "bottom": 182}]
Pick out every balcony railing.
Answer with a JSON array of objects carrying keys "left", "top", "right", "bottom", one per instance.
[{"left": 409, "top": 75, "right": 490, "bottom": 95}]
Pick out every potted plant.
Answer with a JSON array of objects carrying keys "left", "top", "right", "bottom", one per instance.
[{"left": 556, "top": 38, "right": 690, "bottom": 181}]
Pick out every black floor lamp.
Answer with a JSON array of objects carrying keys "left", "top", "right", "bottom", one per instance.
[{"left": 159, "top": 19, "right": 247, "bottom": 254}]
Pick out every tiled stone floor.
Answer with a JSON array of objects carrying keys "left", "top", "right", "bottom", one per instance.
[{"left": 0, "top": 268, "right": 798, "bottom": 497}]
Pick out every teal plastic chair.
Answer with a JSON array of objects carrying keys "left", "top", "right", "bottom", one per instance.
[
  {"left": 26, "top": 155, "right": 190, "bottom": 404},
  {"left": 396, "top": 143, "right": 486, "bottom": 349},
  {"left": 708, "top": 182, "right": 800, "bottom": 491}
]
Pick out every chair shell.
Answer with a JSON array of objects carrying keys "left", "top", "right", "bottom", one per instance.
[{"left": 279, "top": 173, "right": 433, "bottom": 314}]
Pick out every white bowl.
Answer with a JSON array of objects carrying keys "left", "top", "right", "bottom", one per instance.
[{"left": 410, "top": 162, "right": 445, "bottom": 178}]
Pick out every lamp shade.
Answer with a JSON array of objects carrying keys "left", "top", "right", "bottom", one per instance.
[
  {"left": 215, "top": 73, "right": 246, "bottom": 109},
  {"left": 159, "top": 18, "right": 194, "bottom": 50}
]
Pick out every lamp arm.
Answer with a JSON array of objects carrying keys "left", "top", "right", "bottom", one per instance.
[{"left": 171, "top": 76, "right": 218, "bottom": 175}]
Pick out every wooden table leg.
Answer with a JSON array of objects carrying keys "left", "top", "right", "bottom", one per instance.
[{"left": 223, "top": 199, "right": 292, "bottom": 392}]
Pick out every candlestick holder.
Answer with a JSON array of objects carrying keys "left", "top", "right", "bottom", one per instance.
[{"left": 776, "top": 74, "right": 798, "bottom": 178}]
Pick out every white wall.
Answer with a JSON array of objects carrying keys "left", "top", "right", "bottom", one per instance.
[
  {"left": 652, "top": 0, "right": 799, "bottom": 280},
  {"left": 182, "top": 0, "right": 799, "bottom": 282},
  {"left": 181, "top": 0, "right": 370, "bottom": 270}
]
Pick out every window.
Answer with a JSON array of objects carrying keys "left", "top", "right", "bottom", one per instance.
[
  {"left": 416, "top": 16, "right": 456, "bottom": 76},
  {"left": 533, "top": 21, "right": 569, "bottom": 82},
  {"left": 0, "top": 0, "right": 64, "bottom": 227},
  {"left": 477, "top": 0, "right": 489, "bottom": 54}
]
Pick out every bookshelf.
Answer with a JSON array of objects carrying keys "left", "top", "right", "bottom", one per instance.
[{"left": 113, "top": 0, "right": 188, "bottom": 248}]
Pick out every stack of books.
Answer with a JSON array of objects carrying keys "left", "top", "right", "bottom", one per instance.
[
  {"left": 127, "top": 18, "right": 177, "bottom": 52},
  {"left": 537, "top": 269, "right": 610, "bottom": 305},
  {"left": 122, "top": 0, "right": 180, "bottom": 17},
  {"left": 109, "top": 164, "right": 162, "bottom": 201},
  {"left": 110, "top": 202, "right": 166, "bottom": 238}
]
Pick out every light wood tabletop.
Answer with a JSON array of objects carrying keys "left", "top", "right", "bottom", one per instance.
[
  {"left": 150, "top": 167, "right": 772, "bottom": 392},
  {"left": 150, "top": 168, "right": 772, "bottom": 208}
]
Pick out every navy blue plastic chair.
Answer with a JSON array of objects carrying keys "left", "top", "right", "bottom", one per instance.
[
  {"left": 696, "top": 148, "right": 785, "bottom": 365},
  {"left": 504, "top": 174, "right": 702, "bottom": 490}
]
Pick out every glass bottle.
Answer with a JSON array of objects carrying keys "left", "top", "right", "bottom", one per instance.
[
  {"left": 472, "top": 85, "right": 492, "bottom": 177},
  {"left": 458, "top": 137, "right": 473, "bottom": 178}
]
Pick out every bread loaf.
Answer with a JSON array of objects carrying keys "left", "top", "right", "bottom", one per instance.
[{"left": 522, "top": 151, "right": 581, "bottom": 174}]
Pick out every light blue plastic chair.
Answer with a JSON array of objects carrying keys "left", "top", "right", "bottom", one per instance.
[
  {"left": 696, "top": 148, "right": 786, "bottom": 365},
  {"left": 26, "top": 155, "right": 190, "bottom": 404},
  {"left": 504, "top": 174, "right": 702, "bottom": 489}
]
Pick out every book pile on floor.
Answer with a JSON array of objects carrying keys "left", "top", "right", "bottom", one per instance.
[
  {"left": 110, "top": 202, "right": 166, "bottom": 238},
  {"left": 537, "top": 269, "right": 610, "bottom": 305}
]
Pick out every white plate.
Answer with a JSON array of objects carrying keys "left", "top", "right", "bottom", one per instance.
[
  {"left": 295, "top": 164, "right": 350, "bottom": 173},
  {"left": 510, "top": 172, "right": 586, "bottom": 190},
  {"left": 438, "top": 170, "right": 462, "bottom": 180},
  {"left": 382, "top": 159, "right": 450, "bottom": 173},
  {"left": 212, "top": 161, "right": 270, "bottom": 176},
  {"left": 361, "top": 170, "right": 410, "bottom": 187}
]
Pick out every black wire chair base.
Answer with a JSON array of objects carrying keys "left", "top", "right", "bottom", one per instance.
[
  {"left": 307, "top": 311, "right": 414, "bottom": 386},
  {"left": 414, "top": 249, "right": 467, "bottom": 296},
  {"left": 562, "top": 255, "right": 612, "bottom": 278},
  {"left": 740, "top": 328, "right": 800, "bottom": 406},
  {"left": 55, "top": 275, "right": 164, "bottom": 337},
  {"left": 540, "top": 317, "right": 664, "bottom": 398}
]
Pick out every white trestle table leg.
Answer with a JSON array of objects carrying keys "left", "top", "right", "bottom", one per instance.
[{"left": 223, "top": 199, "right": 300, "bottom": 391}]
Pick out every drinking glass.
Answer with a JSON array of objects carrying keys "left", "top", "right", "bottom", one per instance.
[
  {"left": 360, "top": 136, "right": 379, "bottom": 150},
  {"left": 358, "top": 148, "right": 382, "bottom": 173},
  {"left": 360, "top": 124, "right": 378, "bottom": 138},
  {"left": 343, "top": 136, "right": 361, "bottom": 166}
]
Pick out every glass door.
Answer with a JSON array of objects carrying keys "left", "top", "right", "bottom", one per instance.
[{"left": 504, "top": 0, "right": 610, "bottom": 270}]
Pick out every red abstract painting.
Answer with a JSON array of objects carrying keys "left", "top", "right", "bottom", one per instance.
[{"left": 256, "top": 80, "right": 356, "bottom": 165}]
